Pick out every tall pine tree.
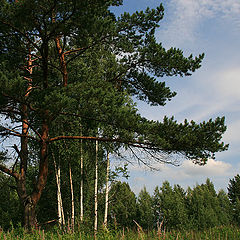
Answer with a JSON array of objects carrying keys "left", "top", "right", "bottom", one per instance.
[{"left": 0, "top": 0, "right": 228, "bottom": 227}]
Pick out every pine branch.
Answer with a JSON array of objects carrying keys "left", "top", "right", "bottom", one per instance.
[
  {"left": 0, "top": 19, "right": 41, "bottom": 52},
  {"left": 0, "top": 126, "right": 40, "bottom": 142},
  {"left": 0, "top": 164, "right": 19, "bottom": 179}
]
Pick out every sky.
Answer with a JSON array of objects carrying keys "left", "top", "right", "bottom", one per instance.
[{"left": 112, "top": 0, "right": 240, "bottom": 194}]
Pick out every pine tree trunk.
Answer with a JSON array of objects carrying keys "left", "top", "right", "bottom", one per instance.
[
  {"left": 30, "top": 119, "right": 49, "bottom": 228},
  {"left": 104, "top": 151, "right": 110, "bottom": 229},
  {"left": 16, "top": 177, "right": 36, "bottom": 229},
  {"left": 69, "top": 164, "right": 75, "bottom": 232},
  {"left": 94, "top": 140, "right": 98, "bottom": 239},
  {"left": 19, "top": 48, "right": 33, "bottom": 229},
  {"left": 23, "top": 197, "right": 37, "bottom": 229}
]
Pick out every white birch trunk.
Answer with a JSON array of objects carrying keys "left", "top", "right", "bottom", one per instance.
[
  {"left": 59, "top": 173, "right": 65, "bottom": 226},
  {"left": 103, "top": 151, "right": 110, "bottom": 229},
  {"left": 69, "top": 164, "right": 75, "bottom": 232},
  {"left": 80, "top": 138, "right": 84, "bottom": 222},
  {"left": 53, "top": 153, "right": 65, "bottom": 226},
  {"left": 94, "top": 140, "right": 98, "bottom": 239}
]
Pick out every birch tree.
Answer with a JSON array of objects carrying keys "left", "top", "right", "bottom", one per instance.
[
  {"left": 69, "top": 164, "right": 75, "bottom": 232},
  {"left": 103, "top": 151, "right": 110, "bottom": 229},
  {"left": 80, "top": 138, "right": 84, "bottom": 222},
  {"left": 53, "top": 153, "right": 65, "bottom": 227},
  {"left": 94, "top": 140, "right": 99, "bottom": 239}
]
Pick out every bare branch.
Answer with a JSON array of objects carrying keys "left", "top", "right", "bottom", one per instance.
[
  {"left": 0, "top": 164, "right": 19, "bottom": 179},
  {"left": 129, "top": 146, "right": 158, "bottom": 171},
  {"left": 0, "top": 127, "right": 40, "bottom": 142}
]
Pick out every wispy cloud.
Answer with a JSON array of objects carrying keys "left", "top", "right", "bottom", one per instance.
[
  {"left": 183, "top": 66, "right": 240, "bottom": 122},
  {"left": 159, "top": 0, "right": 240, "bottom": 46},
  {"left": 130, "top": 159, "right": 232, "bottom": 178},
  {"left": 128, "top": 159, "right": 235, "bottom": 194}
]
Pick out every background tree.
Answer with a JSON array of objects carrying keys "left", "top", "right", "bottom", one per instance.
[
  {"left": 187, "top": 179, "right": 223, "bottom": 230},
  {"left": 152, "top": 186, "right": 162, "bottom": 228},
  {"left": 228, "top": 174, "right": 240, "bottom": 224},
  {"left": 155, "top": 181, "right": 189, "bottom": 230},
  {"left": 217, "top": 189, "right": 232, "bottom": 225},
  {"left": 108, "top": 181, "right": 137, "bottom": 228},
  {"left": 137, "top": 186, "right": 154, "bottom": 230}
]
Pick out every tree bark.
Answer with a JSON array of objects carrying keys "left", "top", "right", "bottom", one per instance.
[
  {"left": 24, "top": 119, "right": 49, "bottom": 228},
  {"left": 17, "top": 48, "right": 36, "bottom": 229},
  {"left": 23, "top": 196, "right": 37, "bottom": 228},
  {"left": 69, "top": 164, "right": 75, "bottom": 232},
  {"left": 80, "top": 137, "right": 84, "bottom": 222},
  {"left": 103, "top": 151, "right": 110, "bottom": 229},
  {"left": 94, "top": 140, "right": 98, "bottom": 239},
  {"left": 55, "top": 35, "right": 68, "bottom": 87},
  {"left": 53, "top": 153, "right": 65, "bottom": 226}
]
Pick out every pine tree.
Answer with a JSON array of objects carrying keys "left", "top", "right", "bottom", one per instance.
[{"left": 0, "top": 0, "right": 228, "bottom": 227}]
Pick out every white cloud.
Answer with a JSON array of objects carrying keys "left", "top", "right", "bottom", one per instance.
[
  {"left": 214, "top": 68, "right": 240, "bottom": 101},
  {"left": 159, "top": 0, "right": 240, "bottom": 46},
  {"left": 128, "top": 159, "right": 235, "bottom": 194},
  {"left": 130, "top": 159, "right": 232, "bottom": 178},
  {"left": 224, "top": 120, "right": 240, "bottom": 143},
  {"left": 183, "top": 67, "right": 240, "bottom": 122},
  {"left": 181, "top": 159, "right": 232, "bottom": 177}
]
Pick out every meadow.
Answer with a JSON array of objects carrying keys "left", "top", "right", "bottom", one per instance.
[{"left": 1, "top": 226, "right": 240, "bottom": 240}]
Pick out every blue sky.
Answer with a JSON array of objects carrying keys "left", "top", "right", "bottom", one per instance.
[{"left": 112, "top": 0, "right": 240, "bottom": 194}]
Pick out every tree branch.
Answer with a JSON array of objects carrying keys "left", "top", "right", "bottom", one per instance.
[
  {"left": 0, "top": 127, "right": 40, "bottom": 142},
  {"left": 64, "top": 47, "right": 85, "bottom": 56},
  {"left": 0, "top": 19, "right": 41, "bottom": 52},
  {"left": 0, "top": 164, "right": 19, "bottom": 179},
  {"left": 48, "top": 135, "right": 161, "bottom": 151}
]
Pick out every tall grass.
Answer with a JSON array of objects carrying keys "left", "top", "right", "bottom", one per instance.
[{"left": 0, "top": 225, "right": 240, "bottom": 240}]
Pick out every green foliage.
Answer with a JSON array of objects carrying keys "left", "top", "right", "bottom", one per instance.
[
  {"left": 0, "top": 0, "right": 228, "bottom": 162},
  {"left": 151, "top": 179, "right": 233, "bottom": 231},
  {"left": 152, "top": 181, "right": 189, "bottom": 230},
  {"left": 228, "top": 174, "right": 240, "bottom": 224},
  {"left": 217, "top": 189, "right": 232, "bottom": 224},
  {"left": 108, "top": 181, "right": 137, "bottom": 228},
  {"left": 228, "top": 174, "right": 240, "bottom": 205},
  {"left": 0, "top": 173, "right": 20, "bottom": 230},
  {"left": 137, "top": 186, "right": 154, "bottom": 229},
  {"left": 187, "top": 179, "right": 231, "bottom": 230}
]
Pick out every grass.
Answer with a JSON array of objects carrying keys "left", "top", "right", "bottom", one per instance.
[{"left": 0, "top": 225, "right": 240, "bottom": 240}]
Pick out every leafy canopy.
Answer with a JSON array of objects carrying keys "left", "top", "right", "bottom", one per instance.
[{"left": 0, "top": 0, "right": 228, "bottom": 165}]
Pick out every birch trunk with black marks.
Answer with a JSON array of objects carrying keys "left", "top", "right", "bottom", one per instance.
[
  {"left": 94, "top": 140, "right": 98, "bottom": 239},
  {"left": 69, "top": 164, "right": 75, "bottom": 231},
  {"left": 103, "top": 151, "right": 110, "bottom": 229},
  {"left": 80, "top": 137, "right": 84, "bottom": 222},
  {"left": 53, "top": 154, "right": 65, "bottom": 226}
]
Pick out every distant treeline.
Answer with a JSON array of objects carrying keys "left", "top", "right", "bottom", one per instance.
[{"left": 1, "top": 166, "right": 240, "bottom": 231}]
